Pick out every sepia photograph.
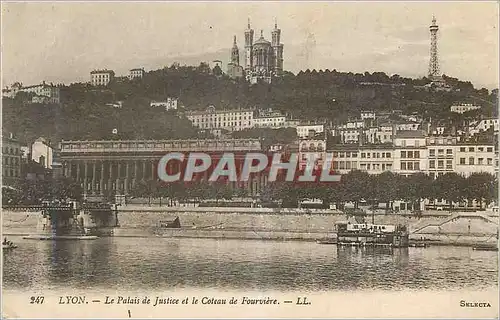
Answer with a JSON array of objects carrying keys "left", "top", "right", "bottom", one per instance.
[{"left": 1, "top": 1, "right": 499, "bottom": 318}]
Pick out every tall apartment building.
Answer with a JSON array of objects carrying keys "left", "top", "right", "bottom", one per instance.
[
  {"left": 2, "top": 133, "right": 22, "bottom": 186},
  {"left": 298, "top": 138, "right": 326, "bottom": 170},
  {"left": 426, "top": 136, "right": 496, "bottom": 178},
  {"left": 392, "top": 131, "right": 428, "bottom": 176}
]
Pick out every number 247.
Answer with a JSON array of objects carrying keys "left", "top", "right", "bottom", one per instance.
[{"left": 30, "top": 296, "right": 44, "bottom": 304}]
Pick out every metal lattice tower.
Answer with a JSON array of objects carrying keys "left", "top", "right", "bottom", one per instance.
[{"left": 428, "top": 16, "right": 440, "bottom": 78}]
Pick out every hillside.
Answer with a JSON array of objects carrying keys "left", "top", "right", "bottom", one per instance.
[{"left": 2, "top": 63, "right": 497, "bottom": 145}]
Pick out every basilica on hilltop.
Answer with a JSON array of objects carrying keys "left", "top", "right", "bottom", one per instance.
[{"left": 227, "top": 19, "right": 284, "bottom": 84}]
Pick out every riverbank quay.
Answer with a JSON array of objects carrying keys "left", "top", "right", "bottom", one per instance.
[{"left": 2, "top": 206, "right": 498, "bottom": 247}]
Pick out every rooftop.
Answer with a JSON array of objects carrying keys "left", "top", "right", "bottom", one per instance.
[
  {"left": 91, "top": 69, "right": 115, "bottom": 74},
  {"left": 394, "top": 130, "right": 426, "bottom": 138}
]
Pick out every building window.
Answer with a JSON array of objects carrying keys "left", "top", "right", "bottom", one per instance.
[
  {"left": 429, "top": 149, "right": 435, "bottom": 157},
  {"left": 446, "top": 160, "right": 452, "bottom": 169},
  {"left": 438, "top": 149, "right": 444, "bottom": 156},
  {"left": 446, "top": 149, "right": 452, "bottom": 155},
  {"left": 487, "top": 158, "right": 493, "bottom": 165},
  {"left": 401, "top": 151, "right": 406, "bottom": 158},
  {"left": 429, "top": 160, "right": 435, "bottom": 169},
  {"left": 460, "top": 147, "right": 466, "bottom": 152},
  {"left": 407, "top": 151, "right": 413, "bottom": 158},
  {"left": 478, "top": 147, "right": 484, "bottom": 152},
  {"left": 460, "top": 158, "right": 466, "bottom": 165},
  {"left": 414, "top": 151, "right": 420, "bottom": 158},
  {"left": 469, "top": 157, "right": 474, "bottom": 165},
  {"left": 478, "top": 158, "right": 484, "bottom": 165},
  {"left": 487, "top": 147, "right": 493, "bottom": 152},
  {"left": 401, "top": 162, "right": 407, "bottom": 170},
  {"left": 469, "top": 147, "right": 474, "bottom": 152},
  {"left": 438, "top": 160, "right": 444, "bottom": 169}
]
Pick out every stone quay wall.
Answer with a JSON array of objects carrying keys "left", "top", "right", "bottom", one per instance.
[{"left": 3, "top": 206, "right": 498, "bottom": 245}]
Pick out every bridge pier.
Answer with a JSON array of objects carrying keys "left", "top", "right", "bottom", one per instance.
[{"left": 4, "top": 203, "right": 119, "bottom": 237}]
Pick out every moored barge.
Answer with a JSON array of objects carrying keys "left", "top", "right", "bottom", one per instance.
[{"left": 335, "top": 222, "right": 409, "bottom": 248}]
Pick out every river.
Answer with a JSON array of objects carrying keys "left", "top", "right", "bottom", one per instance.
[{"left": 3, "top": 236, "right": 498, "bottom": 292}]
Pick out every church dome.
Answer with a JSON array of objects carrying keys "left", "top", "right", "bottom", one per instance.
[{"left": 253, "top": 31, "right": 271, "bottom": 47}]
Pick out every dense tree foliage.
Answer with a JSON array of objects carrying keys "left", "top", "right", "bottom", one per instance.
[
  {"left": 125, "top": 171, "right": 497, "bottom": 211},
  {"left": 2, "top": 177, "right": 83, "bottom": 206}
]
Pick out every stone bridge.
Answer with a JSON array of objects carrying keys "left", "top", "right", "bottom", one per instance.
[{"left": 2, "top": 203, "right": 119, "bottom": 236}]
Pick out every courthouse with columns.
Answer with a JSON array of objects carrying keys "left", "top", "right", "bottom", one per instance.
[{"left": 59, "top": 139, "right": 268, "bottom": 198}]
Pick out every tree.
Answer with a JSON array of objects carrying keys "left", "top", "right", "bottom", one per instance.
[
  {"left": 402, "top": 172, "right": 433, "bottom": 212},
  {"left": 130, "top": 180, "right": 156, "bottom": 205},
  {"left": 466, "top": 173, "right": 497, "bottom": 209},
  {"left": 209, "top": 183, "right": 233, "bottom": 204},
  {"left": 342, "top": 170, "right": 372, "bottom": 209},
  {"left": 373, "top": 172, "right": 401, "bottom": 212},
  {"left": 432, "top": 173, "right": 466, "bottom": 211},
  {"left": 234, "top": 188, "right": 248, "bottom": 198}
]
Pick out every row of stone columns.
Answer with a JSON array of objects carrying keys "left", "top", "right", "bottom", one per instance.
[
  {"left": 62, "top": 160, "right": 157, "bottom": 195},
  {"left": 61, "top": 159, "right": 270, "bottom": 197}
]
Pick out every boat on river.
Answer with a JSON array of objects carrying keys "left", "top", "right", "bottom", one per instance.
[{"left": 335, "top": 222, "right": 409, "bottom": 248}]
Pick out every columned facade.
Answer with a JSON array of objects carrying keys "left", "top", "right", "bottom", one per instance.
[{"left": 59, "top": 139, "right": 266, "bottom": 198}]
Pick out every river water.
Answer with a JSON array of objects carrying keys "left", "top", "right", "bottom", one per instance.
[{"left": 3, "top": 236, "right": 498, "bottom": 292}]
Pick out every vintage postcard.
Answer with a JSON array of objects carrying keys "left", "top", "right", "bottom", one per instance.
[{"left": 1, "top": 1, "right": 499, "bottom": 319}]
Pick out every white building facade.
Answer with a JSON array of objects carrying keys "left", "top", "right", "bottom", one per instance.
[
  {"left": 30, "top": 137, "right": 54, "bottom": 169},
  {"left": 186, "top": 106, "right": 253, "bottom": 132},
  {"left": 90, "top": 69, "right": 115, "bottom": 86},
  {"left": 129, "top": 68, "right": 145, "bottom": 80},
  {"left": 296, "top": 124, "right": 324, "bottom": 138},
  {"left": 150, "top": 98, "right": 178, "bottom": 111}
]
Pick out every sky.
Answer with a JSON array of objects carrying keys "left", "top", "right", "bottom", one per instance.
[{"left": 1, "top": 2, "right": 499, "bottom": 90}]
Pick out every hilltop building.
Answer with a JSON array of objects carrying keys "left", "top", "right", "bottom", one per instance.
[
  {"left": 227, "top": 36, "right": 244, "bottom": 79},
  {"left": 186, "top": 105, "right": 254, "bottom": 132},
  {"left": 90, "top": 69, "right": 115, "bottom": 86},
  {"left": 244, "top": 19, "right": 284, "bottom": 84},
  {"left": 2, "top": 81, "right": 60, "bottom": 104},
  {"left": 129, "top": 68, "right": 145, "bottom": 80},
  {"left": 450, "top": 103, "right": 481, "bottom": 114}
]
